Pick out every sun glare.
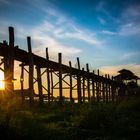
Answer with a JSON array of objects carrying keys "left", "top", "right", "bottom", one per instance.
[{"left": 0, "top": 71, "right": 4, "bottom": 89}]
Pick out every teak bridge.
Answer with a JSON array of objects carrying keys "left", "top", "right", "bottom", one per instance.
[{"left": 0, "top": 27, "right": 125, "bottom": 104}]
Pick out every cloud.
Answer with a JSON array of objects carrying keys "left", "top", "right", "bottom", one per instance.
[
  {"left": 119, "top": 22, "right": 140, "bottom": 36},
  {"left": 122, "top": 5, "right": 140, "bottom": 21},
  {"left": 26, "top": 22, "right": 82, "bottom": 58},
  {"left": 97, "top": 17, "right": 106, "bottom": 25},
  {"left": 102, "top": 30, "right": 117, "bottom": 35},
  {"left": 0, "top": 0, "right": 10, "bottom": 5},
  {"left": 100, "top": 64, "right": 140, "bottom": 79},
  {"left": 121, "top": 52, "right": 140, "bottom": 60},
  {"left": 42, "top": 7, "right": 102, "bottom": 47},
  {"left": 118, "top": 4, "right": 140, "bottom": 37}
]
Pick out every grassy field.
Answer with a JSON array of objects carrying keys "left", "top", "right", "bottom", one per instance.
[{"left": 0, "top": 96, "right": 140, "bottom": 140}]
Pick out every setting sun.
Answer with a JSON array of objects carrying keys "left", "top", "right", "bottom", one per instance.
[{"left": 0, "top": 71, "right": 4, "bottom": 89}]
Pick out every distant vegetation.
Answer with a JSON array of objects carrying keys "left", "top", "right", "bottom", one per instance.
[{"left": 0, "top": 95, "right": 140, "bottom": 140}]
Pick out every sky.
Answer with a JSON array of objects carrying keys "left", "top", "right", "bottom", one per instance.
[{"left": 0, "top": 0, "right": 140, "bottom": 78}]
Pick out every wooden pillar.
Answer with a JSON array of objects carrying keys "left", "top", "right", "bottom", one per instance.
[
  {"left": 105, "top": 74, "right": 108, "bottom": 102},
  {"left": 69, "top": 61, "right": 73, "bottom": 103},
  {"left": 108, "top": 75, "right": 111, "bottom": 102},
  {"left": 96, "top": 70, "right": 100, "bottom": 102},
  {"left": 50, "top": 69, "right": 54, "bottom": 101},
  {"left": 27, "top": 36, "right": 34, "bottom": 104},
  {"left": 82, "top": 68, "right": 85, "bottom": 103},
  {"left": 46, "top": 48, "right": 51, "bottom": 103},
  {"left": 86, "top": 64, "right": 90, "bottom": 102},
  {"left": 92, "top": 71, "right": 95, "bottom": 100},
  {"left": 20, "top": 63, "right": 24, "bottom": 102},
  {"left": 102, "top": 80, "right": 105, "bottom": 102},
  {"left": 58, "top": 53, "right": 63, "bottom": 103},
  {"left": 77, "top": 57, "right": 82, "bottom": 103},
  {"left": 111, "top": 76, "right": 115, "bottom": 102},
  {"left": 4, "top": 27, "right": 14, "bottom": 95},
  {"left": 36, "top": 66, "right": 43, "bottom": 104}
]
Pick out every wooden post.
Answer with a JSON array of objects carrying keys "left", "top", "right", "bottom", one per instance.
[
  {"left": 50, "top": 69, "right": 54, "bottom": 101},
  {"left": 111, "top": 76, "right": 115, "bottom": 102},
  {"left": 86, "top": 64, "right": 90, "bottom": 102},
  {"left": 92, "top": 71, "right": 95, "bottom": 101},
  {"left": 77, "top": 57, "right": 82, "bottom": 103},
  {"left": 46, "top": 48, "right": 51, "bottom": 103},
  {"left": 108, "top": 74, "right": 111, "bottom": 102},
  {"left": 69, "top": 61, "right": 73, "bottom": 103},
  {"left": 20, "top": 63, "right": 24, "bottom": 102},
  {"left": 36, "top": 66, "right": 43, "bottom": 104},
  {"left": 96, "top": 70, "right": 100, "bottom": 102},
  {"left": 82, "top": 68, "right": 85, "bottom": 103},
  {"left": 105, "top": 74, "right": 108, "bottom": 102},
  {"left": 4, "top": 27, "right": 14, "bottom": 95},
  {"left": 102, "top": 80, "right": 105, "bottom": 102},
  {"left": 58, "top": 53, "right": 63, "bottom": 103},
  {"left": 27, "top": 36, "right": 34, "bottom": 104}
]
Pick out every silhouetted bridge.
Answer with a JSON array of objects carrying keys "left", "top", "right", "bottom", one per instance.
[{"left": 0, "top": 27, "right": 126, "bottom": 104}]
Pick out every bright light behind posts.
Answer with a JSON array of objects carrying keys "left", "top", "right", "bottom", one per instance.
[{"left": 0, "top": 71, "right": 5, "bottom": 89}]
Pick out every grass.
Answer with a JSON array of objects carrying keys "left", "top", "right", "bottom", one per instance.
[{"left": 0, "top": 96, "right": 140, "bottom": 140}]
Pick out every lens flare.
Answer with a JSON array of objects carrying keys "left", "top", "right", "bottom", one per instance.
[{"left": 0, "top": 71, "right": 4, "bottom": 89}]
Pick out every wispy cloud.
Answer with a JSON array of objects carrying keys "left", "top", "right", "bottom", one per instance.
[
  {"left": 101, "top": 30, "right": 117, "bottom": 35},
  {"left": 0, "top": 0, "right": 11, "bottom": 5},
  {"left": 97, "top": 17, "right": 106, "bottom": 25},
  {"left": 96, "top": 1, "right": 120, "bottom": 23},
  {"left": 42, "top": 7, "right": 102, "bottom": 46},
  {"left": 122, "top": 5, "right": 140, "bottom": 21},
  {"left": 118, "top": 4, "right": 140, "bottom": 37},
  {"left": 100, "top": 64, "right": 140, "bottom": 79},
  {"left": 121, "top": 52, "right": 140, "bottom": 60},
  {"left": 0, "top": 0, "right": 103, "bottom": 60},
  {"left": 119, "top": 22, "right": 140, "bottom": 36}
]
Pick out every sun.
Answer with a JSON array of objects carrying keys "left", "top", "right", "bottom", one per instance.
[{"left": 0, "top": 71, "right": 5, "bottom": 89}]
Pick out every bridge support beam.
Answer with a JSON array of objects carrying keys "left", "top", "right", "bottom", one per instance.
[
  {"left": 27, "top": 36, "right": 34, "bottom": 104},
  {"left": 36, "top": 66, "right": 43, "bottom": 104},
  {"left": 77, "top": 57, "right": 82, "bottom": 103}
]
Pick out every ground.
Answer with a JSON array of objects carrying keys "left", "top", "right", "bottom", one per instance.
[{"left": 0, "top": 96, "right": 140, "bottom": 140}]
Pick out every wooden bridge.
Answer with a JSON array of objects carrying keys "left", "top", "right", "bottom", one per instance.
[{"left": 0, "top": 27, "right": 125, "bottom": 104}]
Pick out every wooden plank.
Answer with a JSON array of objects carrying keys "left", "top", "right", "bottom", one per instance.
[
  {"left": 36, "top": 66, "right": 43, "bottom": 104},
  {"left": 46, "top": 48, "right": 51, "bottom": 103},
  {"left": 77, "top": 57, "right": 82, "bottom": 103},
  {"left": 58, "top": 53, "right": 63, "bottom": 103},
  {"left": 27, "top": 36, "right": 34, "bottom": 103}
]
